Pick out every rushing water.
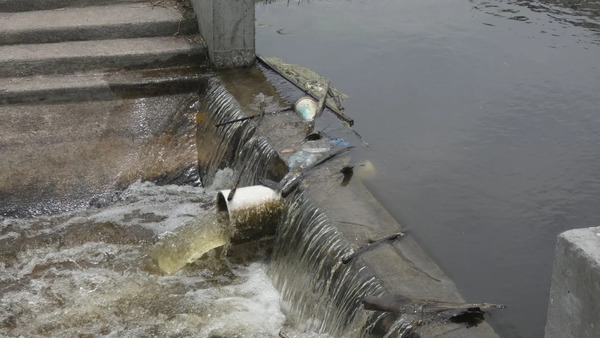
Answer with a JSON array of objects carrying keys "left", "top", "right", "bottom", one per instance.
[
  {"left": 0, "top": 172, "right": 291, "bottom": 337},
  {"left": 256, "top": 1, "right": 600, "bottom": 337}
]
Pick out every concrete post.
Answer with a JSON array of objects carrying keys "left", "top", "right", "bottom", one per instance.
[
  {"left": 190, "top": 0, "right": 255, "bottom": 68},
  {"left": 545, "top": 227, "right": 600, "bottom": 338}
]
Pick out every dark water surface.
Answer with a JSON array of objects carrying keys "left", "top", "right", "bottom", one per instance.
[{"left": 256, "top": 1, "right": 600, "bottom": 337}]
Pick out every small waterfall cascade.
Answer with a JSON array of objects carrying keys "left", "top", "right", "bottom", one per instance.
[
  {"left": 269, "top": 190, "right": 391, "bottom": 336},
  {"left": 198, "top": 77, "right": 412, "bottom": 337},
  {"left": 197, "top": 77, "right": 287, "bottom": 188}
]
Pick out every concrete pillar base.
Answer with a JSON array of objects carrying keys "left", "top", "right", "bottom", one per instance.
[
  {"left": 545, "top": 226, "right": 600, "bottom": 338},
  {"left": 191, "top": 0, "right": 255, "bottom": 68}
]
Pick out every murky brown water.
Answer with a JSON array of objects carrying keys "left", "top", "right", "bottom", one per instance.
[
  {"left": 256, "top": 1, "right": 600, "bottom": 336},
  {"left": 0, "top": 175, "right": 291, "bottom": 337}
]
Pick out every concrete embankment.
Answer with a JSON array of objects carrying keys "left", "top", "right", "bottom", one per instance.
[{"left": 546, "top": 227, "right": 600, "bottom": 338}]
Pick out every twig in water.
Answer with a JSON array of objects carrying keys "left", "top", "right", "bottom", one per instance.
[
  {"left": 342, "top": 232, "right": 405, "bottom": 264},
  {"left": 363, "top": 294, "right": 507, "bottom": 314},
  {"left": 215, "top": 107, "right": 293, "bottom": 127}
]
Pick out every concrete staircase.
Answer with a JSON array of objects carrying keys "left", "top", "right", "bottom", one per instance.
[
  {"left": 0, "top": 0, "right": 210, "bottom": 216},
  {"left": 0, "top": 0, "right": 208, "bottom": 104}
]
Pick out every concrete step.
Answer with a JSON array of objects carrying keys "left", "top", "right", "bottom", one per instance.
[
  {"left": 0, "top": 3, "right": 198, "bottom": 45},
  {"left": 0, "top": 36, "right": 207, "bottom": 78},
  {"left": 0, "top": 0, "right": 147, "bottom": 12},
  {"left": 0, "top": 66, "right": 210, "bottom": 105}
]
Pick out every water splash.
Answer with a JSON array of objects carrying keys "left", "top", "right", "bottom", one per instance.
[
  {"left": 0, "top": 179, "right": 285, "bottom": 337},
  {"left": 268, "top": 191, "right": 393, "bottom": 336}
]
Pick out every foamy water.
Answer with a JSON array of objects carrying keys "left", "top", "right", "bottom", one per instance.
[{"left": 0, "top": 170, "right": 296, "bottom": 337}]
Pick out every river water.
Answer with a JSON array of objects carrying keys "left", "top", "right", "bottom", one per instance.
[
  {"left": 256, "top": 1, "right": 600, "bottom": 337},
  {"left": 0, "top": 170, "right": 293, "bottom": 337}
]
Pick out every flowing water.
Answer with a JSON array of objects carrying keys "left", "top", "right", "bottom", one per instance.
[
  {"left": 0, "top": 172, "right": 293, "bottom": 337},
  {"left": 256, "top": 0, "right": 600, "bottom": 337},
  {"left": 0, "top": 76, "right": 371, "bottom": 337}
]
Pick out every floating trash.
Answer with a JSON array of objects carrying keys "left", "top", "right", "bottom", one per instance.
[
  {"left": 288, "top": 150, "right": 318, "bottom": 171},
  {"left": 294, "top": 97, "right": 318, "bottom": 121}
]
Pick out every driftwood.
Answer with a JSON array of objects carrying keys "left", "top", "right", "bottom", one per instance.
[
  {"left": 363, "top": 294, "right": 507, "bottom": 314},
  {"left": 342, "top": 232, "right": 405, "bottom": 264},
  {"left": 215, "top": 107, "right": 293, "bottom": 127},
  {"left": 363, "top": 295, "right": 506, "bottom": 329}
]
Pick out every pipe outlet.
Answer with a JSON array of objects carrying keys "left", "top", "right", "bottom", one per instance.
[{"left": 216, "top": 185, "right": 283, "bottom": 243}]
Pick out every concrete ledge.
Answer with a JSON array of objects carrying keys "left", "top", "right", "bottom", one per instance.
[
  {"left": 0, "top": 36, "right": 207, "bottom": 77},
  {"left": 0, "top": 0, "right": 147, "bottom": 12},
  {"left": 0, "top": 3, "right": 198, "bottom": 45},
  {"left": 545, "top": 226, "right": 600, "bottom": 338},
  {"left": 0, "top": 92, "right": 202, "bottom": 217},
  {"left": 0, "top": 67, "right": 209, "bottom": 105}
]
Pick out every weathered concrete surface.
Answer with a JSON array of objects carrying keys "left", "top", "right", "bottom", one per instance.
[
  {"left": 0, "top": 36, "right": 206, "bottom": 77},
  {"left": 0, "top": 3, "right": 198, "bottom": 45},
  {"left": 545, "top": 227, "right": 600, "bottom": 338},
  {"left": 0, "top": 66, "right": 209, "bottom": 104},
  {"left": 0, "top": 1, "right": 210, "bottom": 216},
  {"left": 0, "top": 0, "right": 146, "bottom": 12},
  {"left": 0, "top": 93, "right": 203, "bottom": 217},
  {"left": 190, "top": 0, "right": 255, "bottom": 68}
]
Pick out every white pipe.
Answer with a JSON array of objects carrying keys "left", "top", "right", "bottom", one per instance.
[{"left": 216, "top": 185, "right": 281, "bottom": 221}]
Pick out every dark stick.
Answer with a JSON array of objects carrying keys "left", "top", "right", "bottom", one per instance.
[
  {"left": 215, "top": 107, "right": 293, "bottom": 127},
  {"left": 315, "top": 80, "right": 330, "bottom": 120},
  {"left": 342, "top": 232, "right": 405, "bottom": 264},
  {"left": 363, "top": 294, "right": 507, "bottom": 313}
]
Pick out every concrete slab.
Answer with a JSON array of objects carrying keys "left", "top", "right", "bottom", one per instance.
[
  {"left": 0, "top": 36, "right": 207, "bottom": 77},
  {"left": 545, "top": 226, "right": 600, "bottom": 338},
  {"left": 0, "top": 66, "right": 210, "bottom": 104},
  {"left": 0, "top": 3, "right": 197, "bottom": 45},
  {"left": 0, "top": 0, "right": 147, "bottom": 12},
  {"left": 0, "top": 92, "right": 202, "bottom": 217}
]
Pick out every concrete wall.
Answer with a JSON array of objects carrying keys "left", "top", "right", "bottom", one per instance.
[
  {"left": 545, "top": 226, "right": 600, "bottom": 338},
  {"left": 190, "top": 0, "right": 255, "bottom": 68}
]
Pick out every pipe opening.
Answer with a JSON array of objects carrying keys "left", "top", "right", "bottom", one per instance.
[{"left": 216, "top": 191, "right": 229, "bottom": 213}]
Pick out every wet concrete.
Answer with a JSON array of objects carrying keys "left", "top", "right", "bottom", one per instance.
[{"left": 0, "top": 92, "right": 203, "bottom": 217}]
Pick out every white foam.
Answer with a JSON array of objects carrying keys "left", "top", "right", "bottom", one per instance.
[
  {"left": 0, "top": 174, "right": 294, "bottom": 337},
  {"left": 185, "top": 262, "right": 286, "bottom": 337}
]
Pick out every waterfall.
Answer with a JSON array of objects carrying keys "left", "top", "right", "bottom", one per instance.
[
  {"left": 270, "top": 190, "right": 391, "bottom": 336},
  {"left": 198, "top": 77, "right": 411, "bottom": 337},
  {"left": 197, "top": 78, "right": 287, "bottom": 188}
]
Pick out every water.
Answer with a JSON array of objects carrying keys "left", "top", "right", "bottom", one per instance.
[
  {"left": 269, "top": 191, "right": 386, "bottom": 336},
  {"left": 0, "top": 172, "right": 288, "bottom": 337},
  {"left": 256, "top": 1, "right": 600, "bottom": 337}
]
